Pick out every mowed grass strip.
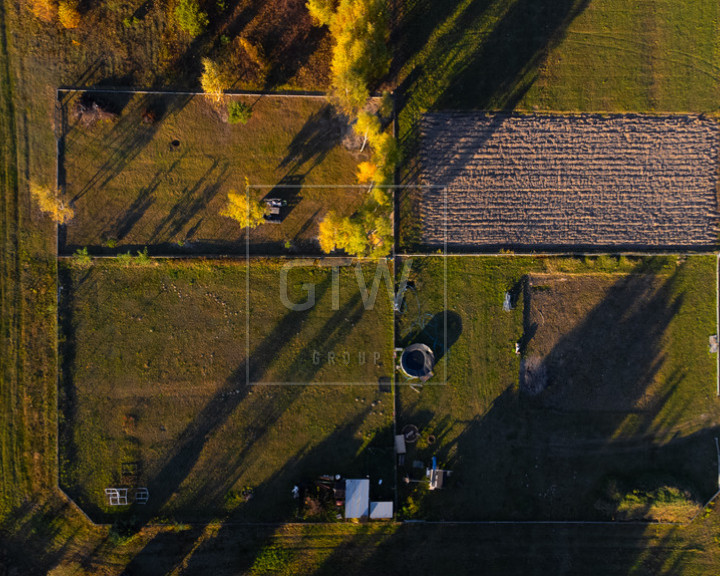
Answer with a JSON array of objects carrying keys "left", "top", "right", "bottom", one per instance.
[
  {"left": 58, "top": 258, "right": 394, "bottom": 521},
  {"left": 396, "top": 255, "right": 720, "bottom": 520},
  {"left": 61, "top": 93, "right": 367, "bottom": 255},
  {"left": 0, "top": 0, "right": 28, "bottom": 518}
]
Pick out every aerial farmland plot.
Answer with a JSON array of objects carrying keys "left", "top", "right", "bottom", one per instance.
[
  {"left": 58, "top": 258, "right": 394, "bottom": 522},
  {"left": 8, "top": 0, "right": 720, "bottom": 570},
  {"left": 59, "top": 91, "right": 368, "bottom": 256},
  {"left": 396, "top": 255, "right": 720, "bottom": 521},
  {"left": 413, "top": 113, "right": 720, "bottom": 251}
]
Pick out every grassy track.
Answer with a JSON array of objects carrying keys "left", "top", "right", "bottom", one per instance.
[
  {"left": 0, "top": 0, "right": 27, "bottom": 519},
  {"left": 3, "top": 517, "right": 720, "bottom": 575}
]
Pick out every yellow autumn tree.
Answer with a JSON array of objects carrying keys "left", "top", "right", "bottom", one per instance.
[
  {"left": 30, "top": 0, "right": 56, "bottom": 22},
  {"left": 220, "top": 189, "right": 268, "bottom": 228},
  {"left": 354, "top": 110, "right": 381, "bottom": 151},
  {"left": 306, "top": 0, "right": 335, "bottom": 26},
  {"left": 372, "top": 132, "right": 400, "bottom": 185},
  {"left": 58, "top": 0, "right": 81, "bottom": 28},
  {"left": 200, "top": 58, "right": 229, "bottom": 102},
  {"left": 318, "top": 209, "right": 391, "bottom": 258},
  {"left": 30, "top": 183, "right": 74, "bottom": 224},
  {"left": 329, "top": 0, "right": 390, "bottom": 114},
  {"left": 356, "top": 161, "right": 377, "bottom": 184}
]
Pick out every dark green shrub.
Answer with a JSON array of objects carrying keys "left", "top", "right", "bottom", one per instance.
[
  {"left": 228, "top": 101, "right": 253, "bottom": 125},
  {"left": 174, "top": 0, "right": 209, "bottom": 37}
]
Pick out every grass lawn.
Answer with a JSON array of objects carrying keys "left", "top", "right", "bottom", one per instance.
[
  {"left": 60, "top": 91, "right": 369, "bottom": 255},
  {"left": 58, "top": 258, "right": 394, "bottom": 522},
  {"left": 396, "top": 255, "right": 720, "bottom": 520},
  {"left": 395, "top": 0, "right": 720, "bottom": 175}
]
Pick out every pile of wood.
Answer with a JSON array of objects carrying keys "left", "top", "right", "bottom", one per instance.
[{"left": 73, "top": 97, "right": 117, "bottom": 126}]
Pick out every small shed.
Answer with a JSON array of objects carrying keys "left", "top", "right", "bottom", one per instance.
[
  {"left": 369, "top": 501, "right": 394, "bottom": 519},
  {"left": 345, "top": 479, "right": 370, "bottom": 519},
  {"left": 394, "top": 434, "right": 407, "bottom": 455}
]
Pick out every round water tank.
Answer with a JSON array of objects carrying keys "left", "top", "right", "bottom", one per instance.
[{"left": 400, "top": 343, "right": 435, "bottom": 379}]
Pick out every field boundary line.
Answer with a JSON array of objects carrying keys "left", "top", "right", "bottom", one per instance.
[
  {"left": 689, "top": 489, "right": 720, "bottom": 523},
  {"left": 57, "top": 87, "right": 328, "bottom": 98},
  {"left": 398, "top": 251, "right": 717, "bottom": 258},
  {"left": 76, "top": 518, "right": 692, "bottom": 528},
  {"left": 56, "top": 252, "right": 718, "bottom": 261}
]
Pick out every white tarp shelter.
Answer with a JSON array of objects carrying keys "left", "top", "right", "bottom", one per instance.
[
  {"left": 369, "top": 501, "right": 393, "bottom": 519},
  {"left": 345, "top": 479, "right": 370, "bottom": 519}
]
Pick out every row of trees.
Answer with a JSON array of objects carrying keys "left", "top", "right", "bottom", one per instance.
[
  {"left": 30, "top": 0, "right": 81, "bottom": 28},
  {"left": 308, "top": 0, "right": 397, "bottom": 258},
  {"left": 308, "top": 0, "right": 391, "bottom": 115},
  {"left": 30, "top": 0, "right": 213, "bottom": 36}
]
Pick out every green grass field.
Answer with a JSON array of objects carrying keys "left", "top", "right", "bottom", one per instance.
[
  {"left": 396, "top": 0, "right": 720, "bottom": 173},
  {"left": 396, "top": 255, "right": 720, "bottom": 520},
  {"left": 58, "top": 258, "right": 394, "bottom": 521},
  {"left": 61, "top": 92, "right": 368, "bottom": 255}
]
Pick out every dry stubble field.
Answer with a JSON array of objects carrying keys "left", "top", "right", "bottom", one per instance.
[{"left": 418, "top": 113, "right": 720, "bottom": 250}]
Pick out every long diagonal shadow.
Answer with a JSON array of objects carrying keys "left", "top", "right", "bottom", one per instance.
[{"left": 144, "top": 269, "right": 385, "bottom": 516}]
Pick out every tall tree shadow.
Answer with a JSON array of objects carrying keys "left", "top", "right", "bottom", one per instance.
[{"left": 278, "top": 104, "right": 345, "bottom": 176}]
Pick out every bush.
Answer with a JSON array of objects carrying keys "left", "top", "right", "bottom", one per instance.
[
  {"left": 134, "top": 247, "right": 151, "bottom": 265},
  {"left": 58, "top": 0, "right": 81, "bottom": 28},
  {"left": 372, "top": 132, "right": 400, "bottom": 185},
  {"left": 117, "top": 252, "right": 133, "bottom": 266},
  {"left": 29, "top": 0, "right": 56, "bottom": 22},
  {"left": 174, "top": 0, "right": 209, "bottom": 37},
  {"left": 379, "top": 90, "right": 394, "bottom": 119},
  {"left": 200, "top": 58, "right": 229, "bottom": 102},
  {"left": 228, "top": 101, "right": 253, "bottom": 124},
  {"left": 30, "top": 182, "right": 74, "bottom": 224},
  {"left": 72, "top": 247, "right": 92, "bottom": 268}
]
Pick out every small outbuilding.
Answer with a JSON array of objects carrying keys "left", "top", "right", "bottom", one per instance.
[
  {"left": 344, "top": 479, "right": 370, "bottom": 519},
  {"left": 369, "top": 501, "right": 394, "bottom": 519}
]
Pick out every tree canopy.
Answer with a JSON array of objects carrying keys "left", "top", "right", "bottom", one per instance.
[
  {"left": 175, "top": 0, "right": 209, "bottom": 37},
  {"left": 220, "top": 190, "right": 268, "bottom": 229},
  {"left": 328, "top": 0, "right": 390, "bottom": 114},
  {"left": 30, "top": 183, "right": 74, "bottom": 224}
]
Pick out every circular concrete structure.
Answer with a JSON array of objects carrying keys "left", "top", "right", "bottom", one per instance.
[{"left": 400, "top": 343, "right": 435, "bottom": 380}]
